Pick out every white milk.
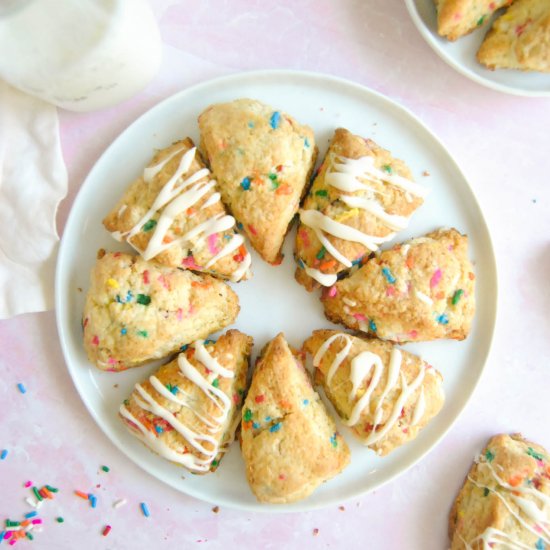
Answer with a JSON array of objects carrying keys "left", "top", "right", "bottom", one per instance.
[{"left": 0, "top": 0, "right": 162, "bottom": 111}]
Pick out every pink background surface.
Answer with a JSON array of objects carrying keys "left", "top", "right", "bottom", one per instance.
[{"left": 1, "top": 1, "right": 549, "bottom": 548}]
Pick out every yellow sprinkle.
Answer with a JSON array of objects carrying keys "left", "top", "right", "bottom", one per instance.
[
  {"left": 334, "top": 208, "right": 360, "bottom": 223},
  {"left": 107, "top": 278, "right": 119, "bottom": 289}
]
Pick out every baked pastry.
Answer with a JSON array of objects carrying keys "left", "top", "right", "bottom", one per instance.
[
  {"left": 295, "top": 128, "right": 427, "bottom": 291},
  {"left": 435, "top": 0, "right": 513, "bottom": 41},
  {"left": 119, "top": 331, "right": 253, "bottom": 473},
  {"left": 82, "top": 251, "right": 239, "bottom": 371},
  {"left": 303, "top": 330, "right": 444, "bottom": 456},
  {"left": 477, "top": 0, "right": 550, "bottom": 72},
  {"left": 240, "top": 333, "right": 350, "bottom": 504},
  {"left": 321, "top": 228, "right": 475, "bottom": 342},
  {"left": 103, "top": 138, "right": 251, "bottom": 282},
  {"left": 449, "top": 433, "right": 550, "bottom": 548},
  {"left": 198, "top": 98, "right": 317, "bottom": 264}
]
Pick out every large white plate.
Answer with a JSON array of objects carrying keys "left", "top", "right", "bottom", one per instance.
[
  {"left": 56, "top": 70, "right": 497, "bottom": 512},
  {"left": 405, "top": 0, "right": 550, "bottom": 97}
]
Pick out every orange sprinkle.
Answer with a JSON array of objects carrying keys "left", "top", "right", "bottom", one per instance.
[
  {"left": 242, "top": 420, "right": 253, "bottom": 431},
  {"left": 75, "top": 490, "right": 89, "bottom": 500},
  {"left": 508, "top": 474, "right": 523, "bottom": 487},
  {"left": 191, "top": 280, "right": 211, "bottom": 289},
  {"left": 42, "top": 487, "right": 54, "bottom": 499},
  {"left": 238, "top": 244, "right": 247, "bottom": 257},
  {"left": 436, "top": 291, "right": 445, "bottom": 300},
  {"left": 275, "top": 183, "right": 292, "bottom": 195},
  {"left": 319, "top": 259, "right": 337, "bottom": 271},
  {"left": 406, "top": 256, "right": 415, "bottom": 269},
  {"left": 186, "top": 207, "right": 196, "bottom": 216},
  {"left": 162, "top": 235, "right": 173, "bottom": 244},
  {"left": 21, "top": 520, "right": 30, "bottom": 528},
  {"left": 468, "top": 272, "right": 475, "bottom": 280}
]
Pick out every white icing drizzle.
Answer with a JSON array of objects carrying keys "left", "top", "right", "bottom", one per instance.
[
  {"left": 143, "top": 143, "right": 187, "bottom": 183},
  {"left": 415, "top": 290, "right": 433, "bottom": 306},
  {"left": 120, "top": 340, "right": 238, "bottom": 472},
  {"left": 410, "top": 387, "right": 425, "bottom": 426},
  {"left": 304, "top": 265, "right": 338, "bottom": 286},
  {"left": 313, "top": 333, "right": 353, "bottom": 386},
  {"left": 201, "top": 192, "right": 221, "bottom": 209},
  {"left": 340, "top": 195, "right": 409, "bottom": 231},
  {"left": 401, "top": 244, "right": 410, "bottom": 256}
]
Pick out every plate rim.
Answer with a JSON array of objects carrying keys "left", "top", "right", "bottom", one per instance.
[
  {"left": 55, "top": 68, "right": 499, "bottom": 512},
  {"left": 404, "top": 0, "right": 550, "bottom": 98}
]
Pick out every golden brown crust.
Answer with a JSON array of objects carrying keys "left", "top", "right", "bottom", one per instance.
[
  {"left": 198, "top": 98, "right": 317, "bottom": 264},
  {"left": 449, "top": 433, "right": 550, "bottom": 548},
  {"left": 120, "top": 330, "right": 253, "bottom": 473},
  {"left": 303, "top": 330, "right": 444, "bottom": 456},
  {"left": 82, "top": 252, "right": 240, "bottom": 370},
  {"left": 295, "top": 128, "right": 423, "bottom": 292},
  {"left": 321, "top": 228, "right": 476, "bottom": 343},
  {"left": 477, "top": 0, "right": 550, "bottom": 72},
  {"left": 240, "top": 333, "right": 350, "bottom": 503}
]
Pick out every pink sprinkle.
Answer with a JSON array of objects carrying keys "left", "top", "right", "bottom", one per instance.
[
  {"left": 430, "top": 269, "right": 442, "bottom": 288},
  {"left": 24, "top": 481, "right": 32, "bottom": 488},
  {"left": 248, "top": 224, "right": 258, "bottom": 236},
  {"left": 108, "top": 357, "right": 117, "bottom": 365},
  {"left": 188, "top": 304, "right": 195, "bottom": 316},
  {"left": 207, "top": 233, "right": 220, "bottom": 255},
  {"left": 453, "top": 12, "right": 462, "bottom": 20},
  {"left": 91, "top": 335, "right": 99, "bottom": 346},
  {"left": 181, "top": 256, "right": 201, "bottom": 270},
  {"left": 143, "top": 270, "right": 150, "bottom": 284},
  {"left": 31, "top": 519, "right": 42, "bottom": 525},
  {"left": 535, "top": 524, "right": 543, "bottom": 534},
  {"left": 409, "top": 330, "right": 418, "bottom": 339},
  {"left": 353, "top": 313, "right": 366, "bottom": 322},
  {"left": 298, "top": 229, "right": 310, "bottom": 247},
  {"left": 278, "top": 474, "right": 286, "bottom": 480},
  {"left": 327, "top": 286, "right": 337, "bottom": 298},
  {"left": 489, "top": 2, "right": 495, "bottom": 8},
  {"left": 176, "top": 308, "right": 183, "bottom": 321},
  {"left": 386, "top": 286, "right": 396, "bottom": 296},
  {"left": 232, "top": 393, "right": 240, "bottom": 404},
  {"left": 157, "top": 275, "right": 169, "bottom": 289},
  {"left": 9, "top": 540, "right": 16, "bottom": 547},
  {"left": 3, "top": 532, "right": 11, "bottom": 540}
]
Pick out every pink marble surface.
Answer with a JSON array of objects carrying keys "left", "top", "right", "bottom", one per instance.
[{"left": 1, "top": 1, "right": 549, "bottom": 548}]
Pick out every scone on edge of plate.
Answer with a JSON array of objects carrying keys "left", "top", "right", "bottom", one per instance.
[
  {"left": 120, "top": 330, "right": 253, "bottom": 474},
  {"left": 82, "top": 251, "right": 239, "bottom": 371},
  {"left": 240, "top": 333, "right": 350, "bottom": 504},
  {"left": 449, "top": 433, "right": 550, "bottom": 548},
  {"left": 294, "top": 128, "right": 427, "bottom": 292},
  {"left": 198, "top": 98, "right": 317, "bottom": 265},
  {"left": 321, "top": 228, "right": 476, "bottom": 343},
  {"left": 434, "top": 0, "right": 513, "bottom": 41},
  {"left": 303, "top": 330, "right": 445, "bottom": 456},
  {"left": 477, "top": 0, "right": 550, "bottom": 72},
  {"left": 103, "top": 138, "right": 252, "bottom": 283}
]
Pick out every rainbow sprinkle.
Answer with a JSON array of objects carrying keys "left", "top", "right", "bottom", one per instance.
[
  {"left": 451, "top": 289, "right": 463, "bottom": 305},
  {"left": 430, "top": 268, "right": 442, "bottom": 288},
  {"left": 436, "top": 313, "right": 449, "bottom": 325},
  {"left": 140, "top": 502, "right": 150, "bottom": 518},
  {"left": 102, "top": 525, "right": 112, "bottom": 537},
  {"left": 17, "top": 383, "right": 26, "bottom": 394},
  {"left": 240, "top": 177, "right": 251, "bottom": 191},
  {"left": 381, "top": 267, "right": 396, "bottom": 284},
  {"left": 269, "top": 422, "right": 282, "bottom": 433},
  {"left": 1, "top": 450, "right": 8, "bottom": 460},
  {"left": 101, "top": 465, "right": 110, "bottom": 473},
  {"left": 270, "top": 111, "right": 281, "bottom": 129}
]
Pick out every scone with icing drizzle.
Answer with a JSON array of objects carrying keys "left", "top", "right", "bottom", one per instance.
[
  {"left": 294, "top": 128, "right": 427, "bottom": 292},
  {"left": 82, "top": 251, "right": 239, "bottom": 371},
  {"left": 477, "top": 0, "right": 550, "bottom": 72},
  {"left": 434, "top": 0, "right": 513, "bottom": 41},
  {"left": 449, "top": 433, "right": 550, "bottom": 549},
  {"left": 198, "top": 98, "right": 317, "bottom": 264},
  {"left": 321, "top": 228, "right": 475, "bottom": 343},
  {"left": 303, "top": 330, "right": 444, "bottom": 456},
  {"left": 240, "top": 333, "right": 350, "bottom": 504},
  {"left": 120, "top": 331, "right": 253, "bottom": 473},
  {"left": 103, "top": 138, "right": 251, "bottom": 282}
]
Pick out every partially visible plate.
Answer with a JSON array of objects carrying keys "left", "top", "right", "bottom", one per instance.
[
  {"left": 405, "top": 0, "right": 550, "bottom": 97},
  {"left": 55, "top": 70, "right": 497, "bottom": 512}
]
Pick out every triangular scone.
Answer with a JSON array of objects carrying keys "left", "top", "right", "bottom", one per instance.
[
  {"left": 82, "top": 251, "right": 240, "bottom": 371},
  {"left": 119, "top": 330, "right": 253, "bottom": 473},
  {"left": 103, "top": 138, "right": 251, "bottom": 282},
  {"left": 477, "top": 0, "right": 550, "bottom": 72},
  {"left": 198, "top": 99, "right": 317, "bottom": 264},
  {"left": 322, "top": 228, "right": 475, "bottom": 342},
  {"left": 435, "top": 0, "right": 513, "bottom": 41},
  {"left": 240, "top": 333, "right": 350, "bottom": 504},
  {"left": 449, "top": 434, "right": 550, "bottom": 549},
  {"left": 303, "top": 330, "right": 445, "bottom": 456},
  {"left": 295, "top": 128, "right": 427, "bottom": 292}
]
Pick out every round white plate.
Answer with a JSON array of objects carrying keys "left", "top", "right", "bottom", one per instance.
[
  {"left": 56, "top": 70, "right": 497, "bottom": 512},
  {"left": 405, "top": 0, "right": 550, "bottom": 97}
]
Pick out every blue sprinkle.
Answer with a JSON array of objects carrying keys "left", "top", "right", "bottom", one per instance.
[
  {"left": 126, "top": 290, "right": 133, "bottom": 302},
  {"left": 17, "top": 383, "right": 26, "bottom": 394},
  {"left": 265, "top": 416, "right": 272, "bottom": 422},
  {"left": 304, "top": 137, "right": 310, "bottom": 148},
  {"left": 330, "top": 433, "right": 338, "bottom": 447},
  {"left": 298, "top": 258, "right": 305, "bottom": 269},
  {"left": 116, "top": 295, "right": 122, "bottom": 303},
  {"left": 170, "top": 386, "right": 179, "bottom": 395},
  {"left": 269, "top": 422, "right": 282, "bottom": 433},
  {"left": 351, "top": 258, "right": 362, "bottom": 267},
  {"left": 270, "top": 111, "right": 281, "bottom": 129},
  {"left": 24, "top": 511, "right": 38, "bottom": 519},
  {"left": 180, "top": 344, "right": 188, "bottom": 352},
  {"left": 224, "top": 234, "right": 231, "bottom": 240},
  {"left": 302, "top": 399, "right": 309, "bottom": 406},
  {"left": 140, "top": 502, "right": 150, "bottom": 518},
  {"left": 381, "top": 267, "right": 396, "bottom": 284},
  {"left": 120, "top": 327, "right": 127, "bottom": 335},
  {"left": 369, "top": 319, "right": 377, "bottom": 332},
  {"left": 237, "top": 222, "right": 244, "bottom": 230},
  {"left": 1, "top": 449, "right": 8, "bottom": 460},
  {"left": 89, "top": 494, "right": 97, "bottom": 508},
  {"left": 248, "top": 121, "right": 254, "bottom": 128},
  {"left": 536, "top": 539, "right": 545, "bottom": 550},
  {"left": 252, "top": 422, "right": 260, "bottom": 429},
  {"left": 240, "top": 177, "right": 251, "bottom": 191},
  {"left": 204, "top": 339, "right": 217, "bottom": 345},
  {"left": 437, "top": 313, "right": 449, "bottom": 325},
  {"left": 155, "top": 425, "right": 164, "bottom": 434}
]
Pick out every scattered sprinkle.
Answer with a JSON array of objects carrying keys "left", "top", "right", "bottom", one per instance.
[
  {"left": 17, "top": 383, "right": 26, "bottom": 394},
  {"left": 140, "top": 502, "right": 150, "bottom": 518},
  {"left": 240, "top": 177, "right": 251, "bottom": 191},
  {"left": 142, "top": 219, "right": 157, "bottom": 232},
  {"left": 381, "top": 267, "right": 396, "bottom": 284},
  {"left": 106, "top": 278, "right": 119, "bottom": 289},
  {"left": 270, "top": 111, "right": 281, "bottom": 129},
  {"left": 56, "top": 517, "right": 64, "bottom": 523},
  {"left": 102, "top": 525, "right": 112, "bottom": 537},
  {"left": 369, "top": 319, "right": 377, "bottom": 332},
  {"left": 315, "top": 189, "right": 328, "bottom": 197},
  {"left": 339, "top": 506, "right": 345, "bottom": 511},
  {"left": 89, "top": 494, "right": 97, "bottom": 508},
  {"left": 316, "top": 247, "right": 326, "bottom": 260},
  {"left": 24, "top": 512, "right": 37, "bottom": 519},
  {"left": 120, "top": 327, "right": 127, "bottom": 335},
  {"left": 327, "top": 286, "right": 337, "bottom": 298},
  {"left": 330, "top": 433, "right": 338, "bottom": 448},
  {"left": 212, "top": 506, "right": 219, "bottom": 514},
  {"left": 483, "top": 487, "right": 490, "bottom": 497},
  {"left": 303, "top": 399, "right": 309, "bottom": 406},
  {"left": 136, "top": 294, "right": 151, "bottom": 306},
  {"left": 254, "top": 395, "right": 265, "bottom": 404},
  {"left": 430, "top": 268, "right": 442, "bottom": 288},
  {"left": 477, "top": 15, "right": 485, "bottom": 26},
  {"left": 313, "top": 528, "right": 319, "bottom": 536},
  {"left": 101, "top": 465, "right": 110, "bottom": 473},
  {"left": 485, "top": 449, "right": 495, "bottom": 463},
  {"left": 527, "top": 447, "right": 545, "bottom": 461},
  {"left": 451, "top": 289, "right": 464, "bottom": 305},
  {"left": 24, "top": 481, "right": 32, "bottom": 488},
  {"left": 247, "top": 121, "right": 254, "bottom": 128},
  {"left": 422, "top": 170, "right": 430, "bottom": 177},
  {"left": 113, "top": 499, "right": 127, "bottom": 509},
  {"left": 1, "top": 449, "right": 8, "bottom": 460},
  {"left": 382, "top": 164, "right": 393, "bottom": 174},
  {"left": 243, "top": 409, "right": 253, "bottom": 422},
  {"left": 137, "top": 330, "right": 148, "bottom": 338},
  {"left": 269, "top": 422, "right": 282, "bottom": 433},
  {"left": 212, "top": 378, "right": 219, "bottom": 388},
  {"left": 436, "top": 313, "right": 449, "bottom": 325},
  {"left": 304, "top": 137, "right": 310, "bottom": 148}
]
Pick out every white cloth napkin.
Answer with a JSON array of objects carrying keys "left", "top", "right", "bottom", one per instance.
[{"left": 0, "top": 81, "right": 67, "bottom": 319}]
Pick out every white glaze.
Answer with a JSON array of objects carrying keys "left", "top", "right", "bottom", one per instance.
[
  {"left": 410, "top": 387, "right": 425, "bottom": 426},
  {"left": 415, "top": 290, "right": 433, "bottom": 306},
  {"left": 313, "top": 333, "right": 354, "bottom": 386},
  {"left": 304, "top": 265, "right": 338, "bottom": 286}
]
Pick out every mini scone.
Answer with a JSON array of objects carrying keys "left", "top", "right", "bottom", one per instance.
[
  {"left": 303, "top": 330, "right": 444, "bottom": 456},
  {"left": 435, "top": 0, "right": 513, "bottom": 41},
  {"left": 82, "top": 251, "right": 239, "bottom": 371},
  {"left": 103, "top": 138, "right": 251, "bottom": 282},
  {"left": 295, "top": 128, "right": 427, "bottom": 291},
  {"left": 322, "top": 228, "right": 475, "bottom": 343},
  {"left": 240, "top": 333, "right": 350, "bottom": 504},
  {"left": 119, "top": 331, "right": 253, "bottom": 473},
  {"left": 477, "top": 0, "right": 550, "bottom": 72},
  {"left": 198, "top": 98, "right": 317, "bottom": 264},
  {"left": 449, "top": 433, "right": 550, "bottom": 548}
]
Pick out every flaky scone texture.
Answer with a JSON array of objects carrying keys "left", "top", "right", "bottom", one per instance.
[
  {"left": 240, "top": 333, "right": 350, "bottom": 504},
  {"left": 477, "top": 0, "right": 550, "bottom": 72},
  {"left": 449, "top": 433, "right": 550, "bottom": 549},
  {"left": 322, "top": 228, "right": 475, "bottom": 343},
  {"left": 199, "top": 98, "right": 317, "bottom": 264},
  {"left": 303, "top": 330, "right": 444, "bottom": 456},
  {"left": 103, "top": 138, "right": 251, "bottom": 282},
  {"left": 120, "top": 330, "right": 253, "bottom": 473},
  {"left": 295, "top": 128, "right": 425, "bottom": 292},
  {"left": 82, "top": 252, "right": 239, "bottom": 371},
  {"left": 435, "top": 0, "right": 512, "bottom": 41}
]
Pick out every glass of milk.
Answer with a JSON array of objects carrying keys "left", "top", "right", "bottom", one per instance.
[{"left": 0, "top": 0, "right": 162, "bottom": 111}]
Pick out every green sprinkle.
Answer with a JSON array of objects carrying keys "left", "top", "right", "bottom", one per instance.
[
  {"left": 452, "top": 289, "right": 464, "bottom": 305},
  {"left": 6, "top": 520, "right": 20, "bottom": 527},
  {"left": 268, "top": 173, "right": 277, "bottom": 181},
  {"left": 527, "top": 447, "right": 545, "bottom": 461},
  {"left": 46, "top": 485, "right": 59, "bottom": 493},
  {"left": 142, "top": 219, "right": 157, "bottom": 232},
  {"left": 101, "top": 465, "right": 110, "bottom": 473},
  {"left": 212, "top": 378, "right": 219, "bottom": 388},
  {"left": 26, "top": 533, "right": 34, "bottom": 540},
  {"left": 211, "top": 459, "right": 219, "bottom": 467},
  {"left": 477, "top": 15, "right": 485, "bottom": 26},
  {"left": 315, "top": 189, "right": 328, "bottom": 197},
  {"left": 56, "top": 517, "right": 64, "bottom": 523},
  {"left": 243, "top": 408, "right": 253, "bottom": 422},
  {"left": 316, "top": 247, "right": 326, "bottom": 260},
  {"left": 330, "top": 433, "right": 338, "bottom": 448},
  {"left": 271, "top": 180, "right": 280, "bottom": 190},
  {"left": 485, "top": 449, "right": 495, "bottom": 463},
  {"left": 137, "top": 330, "right": 148, "bottom": 338},
  {"left": 32, "top": 487, "right": 43, "bottom": 501},
  {"left": 237, "top": 388, "right": 244, "bottom": 396},
  {"left": 382, "top": 164, "right": 393, "bottom": 174},
  {"left": 483, "top": 487, "right": 490, "bottom": 497},
  {"left": 123, "top": 399, "right": 130, "bottom": 406},
  {"left": 136, "top": 294, "right": 151, "bottom": 306}
]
